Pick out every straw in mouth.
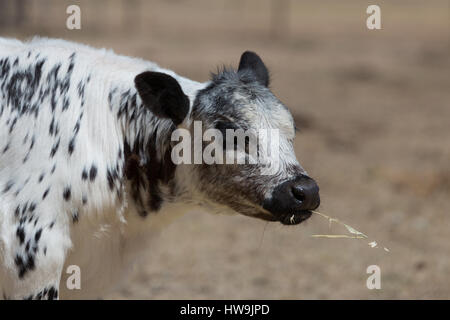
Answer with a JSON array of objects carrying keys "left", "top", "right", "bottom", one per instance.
[{"left": 310, "top": 210, "right": 390, "bottom": 252}]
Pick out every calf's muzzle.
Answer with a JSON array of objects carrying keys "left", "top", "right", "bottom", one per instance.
[{"left": 263, "top": 175, "right": 320, "bottom": 225}]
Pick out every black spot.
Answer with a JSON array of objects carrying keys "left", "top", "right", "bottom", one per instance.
[
  {"left": 2, "top": 143, "right": 10, "bottom": 154},
  {"left": 3, "top": 180, "right": 14, "bottom": 194},
  {"left": 21, "top": 203, "right": 28, "bottom": 216},
  {"left": 42, "top": 187, "right": 50, "bottom": 200},
  {"left": 29, "top": 136, "right": 35, "bottom": 151},
  {"left": 72, "top": 210, "right": 79, "bottom": 223},
  {"left": 73, "top": 121, "right": 81, "bottom": 134},
  {"left": 107, "top": 169, "right": 115, "bottom": 190},
  {"left": 16, "top": 227, "right": 25, "bottom": 244},
  {"left": 14, "top": 253, "right": 35, "bottom": 279},
  {"left": 34, "top": 229, "right": 42, "bottom": 242},
  {"left": 47, "top": 287, "right": 58, "bottom": 300},
  {"left": 62, "top": 97, "right": 70, "bottom": 112},
  {"left": 49, "top": 117, "right": 55, "bottom": 136},
  {"left": 63, "top": 187, "right": 71, "bottom": 201},
  {"left": 89, "top": 165, "right": 97, "bottom": 181},
  {"left": 9, "top": 118, "right": 17, "bottom": 133},
  {"left": 68, "top": 137, "right": 75, "bottom": 155},
  {"left": 81, "top": 169, "right": 88, "bottom": 180},
  {"left": 28, "top": 202, "right": 36, "bottom": 212},
  {"left": 50, "top": 138, "right": 60, "bottom": 158}
]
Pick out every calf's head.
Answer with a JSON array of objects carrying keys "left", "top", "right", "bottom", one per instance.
[{"left": 135, "top": 52, "right": 319, "bottom": 225}]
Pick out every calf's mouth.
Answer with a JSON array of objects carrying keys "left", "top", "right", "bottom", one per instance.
[
  {"left": 253, "top": 209, "right": 313, "bottom": 225},
  {"left": 278, "top": 210, "right": 312, "bottom": 225}
]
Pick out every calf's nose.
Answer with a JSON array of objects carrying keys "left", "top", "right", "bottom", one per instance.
[
  {"left": 290, "top": 175, "right": 320, "bottom": 210},
  {"left": 263, "top": 174, "right": 320, "bottom": 219}
]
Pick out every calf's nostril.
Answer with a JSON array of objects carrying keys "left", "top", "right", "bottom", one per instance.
[{"left": 291, "top": 186, "right": 305, "bottom": 202}]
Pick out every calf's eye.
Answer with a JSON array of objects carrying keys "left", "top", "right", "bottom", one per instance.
[
  {"left": 215, "top": 121, "right": 239, "bottom": 150},
  {"left": 214, "top": 121, "right": 252, "bottom": 154}
]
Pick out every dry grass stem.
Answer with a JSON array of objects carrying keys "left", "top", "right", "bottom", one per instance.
[{"left": 311, "top": 210, "right": 389, "bottom": 252}]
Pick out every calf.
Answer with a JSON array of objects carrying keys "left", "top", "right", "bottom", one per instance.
[{"left": 0, "top": 37, "right": 319, "bottom": 299}]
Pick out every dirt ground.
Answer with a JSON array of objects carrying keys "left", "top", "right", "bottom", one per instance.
[{"left": 2, "top": 0, "right": 449, "bottom": 299}]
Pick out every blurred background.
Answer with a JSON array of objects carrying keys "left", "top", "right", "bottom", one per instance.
[{"left": 1, "top": 0, "right": 449, "bottom": 299}]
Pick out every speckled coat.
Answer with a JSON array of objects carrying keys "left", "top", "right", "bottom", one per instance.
[
  {"left": 0, "top": 37, "right": 315, "bottom": 299},
  {"left": 0, "top": 37, "right": 206, "bottom": 299}
]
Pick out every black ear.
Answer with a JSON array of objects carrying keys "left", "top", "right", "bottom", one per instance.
[
  {"left": 134, "top": 71, "right": 190, "bottom": 125},
  {"left": 238, "top": 51, "right": 270, "bottom": 87}
]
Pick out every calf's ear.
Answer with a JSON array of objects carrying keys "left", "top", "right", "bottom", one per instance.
[
  {"left": 238, "top": 51, "right": 270, "bottom": 87},
  {"left": 135, "top": 71, "right": 190, "bottom": 125}
]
